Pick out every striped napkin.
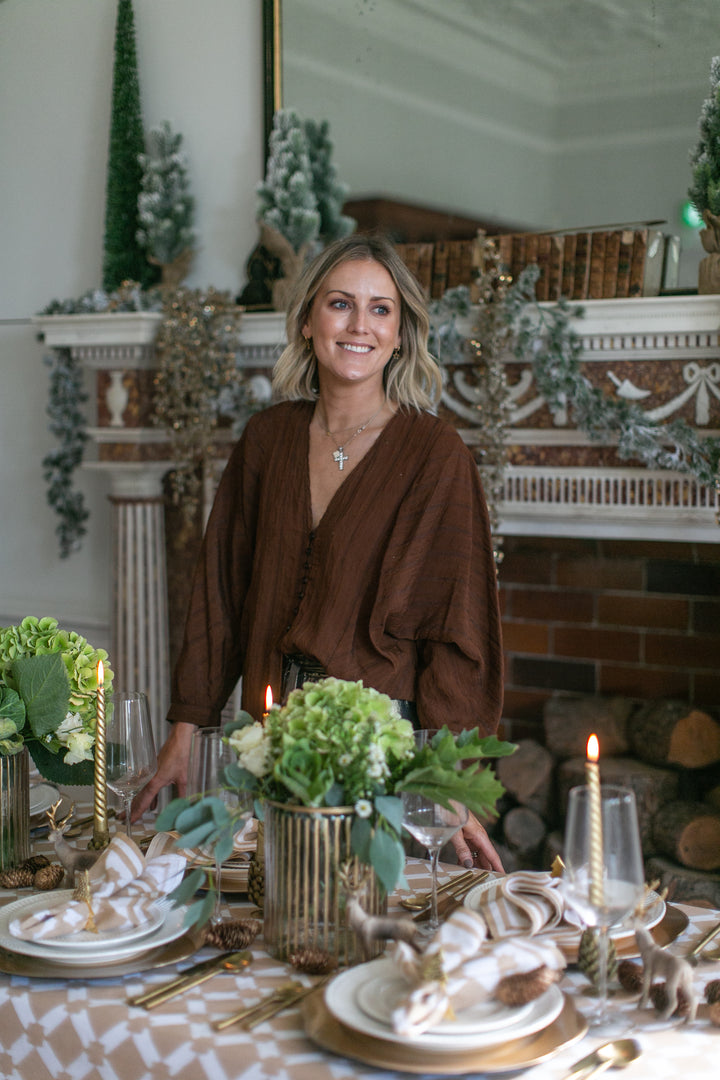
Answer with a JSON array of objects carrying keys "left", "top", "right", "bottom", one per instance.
[
  {"left": 473, "top": 871, "right": 565, "bottom": 938},
  {"left": 390, "top": 908, "right": 566, "bottom": 1038},
  {"left": 9, "top": 835, "right": 185, "bottom": 941},
  {"left": 145, "top": 816, "right": 257, "bottom": 865}
]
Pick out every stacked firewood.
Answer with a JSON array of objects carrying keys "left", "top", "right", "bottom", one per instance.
[{"left": 490, "top": 695, "right": 720, "bottom": 907}]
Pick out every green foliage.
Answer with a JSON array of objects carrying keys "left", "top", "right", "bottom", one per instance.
[
  {"left": 0, "top": 617, "right": 112, "bottom": 784},
  {"left": 256, "top": 109, "right": 321, "bottom": 251},
  {"left": 102, "top": 0, "right": 158, "bottom": 290},
  {"left": 689, "top": 56, "right": 720, "bottom": 217},
  {"left": 137, "top": 121, "right": 196, "bottom": 265},
  {"left": 42, "top": 348, "right": 89, "bottom": 558},
  {"left": 304, "top": 119, "right": 355, "bottom": 244}
]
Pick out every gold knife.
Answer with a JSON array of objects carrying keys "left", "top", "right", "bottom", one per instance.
[
  {"left": 129, "top": 949, "right": 252, "bottom": 1009},
  {"left": 686, "top": 918, "right": 720, "bottom": 963},
  {"left": 214, "top": 976, "right": 331, "bottom": 1031}
]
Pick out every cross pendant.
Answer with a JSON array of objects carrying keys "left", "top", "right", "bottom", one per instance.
[{"left": 333, "top": 447, "right": 349, "bottom": 471}]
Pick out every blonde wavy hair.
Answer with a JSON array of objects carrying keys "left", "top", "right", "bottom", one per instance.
[{"left": 272, "top": 234, "right": 442, "bottom": 411}]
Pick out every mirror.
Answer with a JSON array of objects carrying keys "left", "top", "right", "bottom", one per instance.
[{"left": 271, "top": 0, "right": 720, "bottom": 287}]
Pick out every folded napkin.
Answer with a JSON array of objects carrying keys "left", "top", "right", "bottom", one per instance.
[
  {"left": 472, "top": 871, "right": 566, "bottom": 938},
  {"left": 391, "top": 908, "right": 566, "bottom": 1038},
  {"left": 9, "top": 835, "right": 185, "bottom": 941},
  {"left": 145, "top": 816, "right": 257, "bottom": 865}
]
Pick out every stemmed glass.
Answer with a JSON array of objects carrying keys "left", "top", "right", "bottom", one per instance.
[
  {"left": 562, "top": 784, "right": 645, "bottom": 1034},
  {"left": 106, "top": 691, "right": 158, "bottom": 839},
  {"left": 187, "top": 728, "right": 251, "bottom": 926},
  {"left": 402, "top": 732, "right": 469, "bottom": 933}
]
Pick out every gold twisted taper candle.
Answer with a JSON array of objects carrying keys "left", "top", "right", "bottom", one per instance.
[
  {"left": 586, "top": 733, "right": 604, "bottom": 908},
  {"left": 90, "top": 659, "right": 110, "bottom": 850}
]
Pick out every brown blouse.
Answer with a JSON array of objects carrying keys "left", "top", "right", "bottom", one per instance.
[{"left": 168, "top": 401, "right": 503, "bottom": 733}]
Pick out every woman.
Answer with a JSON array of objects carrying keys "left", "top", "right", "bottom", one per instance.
[{"left": 134, "top": 234, "right": 504, "bottom": 870}]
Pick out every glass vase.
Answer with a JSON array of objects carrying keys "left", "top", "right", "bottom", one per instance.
[
  {"left": 263, "top": 800, "right": 387, "bottom": 966},
  {"left": 0, "top": 746, "right": 30, "bottom": 871}
]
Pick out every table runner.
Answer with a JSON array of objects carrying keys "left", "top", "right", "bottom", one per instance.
[{"left": 2, "top": 809, "right": 719, "bottom": 1080}]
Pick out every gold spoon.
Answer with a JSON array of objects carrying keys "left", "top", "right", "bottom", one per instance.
[
  {"left": 129, "top": 949, "right": 252, "bottom": 1009},
  {"left": 561, "top": 1037, "right": 641, "bottom": 1080},
  {"left": 398, "top": 869, "right": 476, "bottom": 910}
]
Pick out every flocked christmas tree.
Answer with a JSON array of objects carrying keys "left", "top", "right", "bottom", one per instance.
[
  {"left": 304, "top": 119, "right": 355, "bottom": 245},
  {"left": 137, "top": 121, "right": 196, "bottom": 285},
  {"left": 689, "top": 55, "right": 720, "bottom": 219},
  {"left": 102, "top": 0, "right": 156, "bottom": 291},
  {"left": 256, "top": 109, "right": 320, "bottom": 252}
]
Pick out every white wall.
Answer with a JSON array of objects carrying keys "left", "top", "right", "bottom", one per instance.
[{"left": 0, "top": 0, "right": 263, "bottom": 640}]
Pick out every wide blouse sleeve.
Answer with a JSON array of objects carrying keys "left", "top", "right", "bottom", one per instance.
[
  {"left": 371, "top": 424, "right": 503, "bottom": 735},
  {"left": 166, "top": 424, "right": 262, "bottom": 727}
]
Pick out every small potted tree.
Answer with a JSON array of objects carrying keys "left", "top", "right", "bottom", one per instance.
[{"left": 689, "top": 55, "right": 720, "bottom": 293}]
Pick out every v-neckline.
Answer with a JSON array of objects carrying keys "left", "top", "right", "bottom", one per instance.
[{"left": 305, "top": 407, "right": 401, "bottom": 532}]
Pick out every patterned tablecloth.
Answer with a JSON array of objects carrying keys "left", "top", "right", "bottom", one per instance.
[{"left": 1, "top": 814, "right": 719, "bottom": 1080}]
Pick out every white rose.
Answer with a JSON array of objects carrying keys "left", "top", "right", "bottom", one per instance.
[
  {"left": 228, "top": 722, "right": 266, "bottom": 754},
  {"left": 241, "top": 742, "right": 272, "bottom": 778},
  {"left": 63, "top": 730, "right": 94, "bottom": 765}
]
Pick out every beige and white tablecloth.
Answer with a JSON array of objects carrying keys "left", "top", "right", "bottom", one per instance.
[{"left": 1, "top": 813, "right": 719, "bottom": 1080}]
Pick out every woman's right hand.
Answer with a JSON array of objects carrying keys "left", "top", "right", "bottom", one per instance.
[{"left": 131, "top": 721, "right": 197, "bottom": 821}]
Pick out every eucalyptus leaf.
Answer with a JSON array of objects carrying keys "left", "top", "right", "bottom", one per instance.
[
  {"left": 350, "top": 815, "right": 372, "bottom": 863},
  {"left": 183, "top": 890, "right": 216, "bottom": 929},
  {"left": 374, "top": 794, "right": 403, "bottom": 834},
  {"left": 155, "top": 796, "right": 191, "bottom": 832},
  {"left": 169, "top": 866, "right": 206, "bottom": 906},
  {"left": 224, "top": 711, "right": 255, "bottom": 737},
  {"left": 369, "top": 826, "right": 403, "bottom": 895},
  {"left": 178, "top": 820, "right": 218, "bottom": 849}
]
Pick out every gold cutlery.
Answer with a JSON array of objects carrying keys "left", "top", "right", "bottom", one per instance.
[
  {"left": 685, "top": 917, "right": 720, "bottom": 963},
  {"left": 399, "top": 869, "right": 475, "bottom": 910},
  {"left": 214, "top": 975, "right": 331, "bottom": 1030},
  {"left": 561, "top": 1038, "right": 640, "bottom": 1079},
  {"left": 129, "top": 949, "right": 252, "bottom": 1009},
  {"left": 411, "top": 870, "right": 489, "bottom": 922}
]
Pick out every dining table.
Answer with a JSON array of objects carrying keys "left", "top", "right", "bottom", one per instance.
[{"left": 1, "top": 793, "right": 719, "bottom": 1080}]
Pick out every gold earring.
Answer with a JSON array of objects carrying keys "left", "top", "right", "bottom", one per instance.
[
  {"left": 304, "top": 337, "right": 312, "bottom": 353},
  {"left": 392, "top": 346, "right": 401, "bottom": 361}
]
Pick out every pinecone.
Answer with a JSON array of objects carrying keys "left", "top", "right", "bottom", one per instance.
[
  {"left": 495, "top": 965, "right": 558, "bottom": 1006},
  {"left": 21, "top": 854, "right": 51, "bottom": 873},
  {"left": 577, "top": 928, "right": 618, "bottom": 987},
  {"left": 617, "top": 959, "right": 644, "bottom": 994},
  {"left": 202, "top": 918, "right": 261, "bottom": 951},
  {"left": 34, "top": 864, "right": 64, "bottom": 891},
  {"left": 0, "top": 867, "right": 35, "bottom": 889},
  {"left": 705, "top": 979, "right": 720, "bottom": 1005},
  {"left": 288, "top": 948, "right": 338, "bottom": 975},
  {"left": 247, "top": 854, "right": 265, "bottom": 909},
  {"left": 649, "top": 982, "right": 691, "bottom": 1016}
]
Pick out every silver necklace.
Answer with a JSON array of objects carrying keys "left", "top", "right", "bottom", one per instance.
[{"left": 320, "top": 403, "right": 385, "bottom": 471}]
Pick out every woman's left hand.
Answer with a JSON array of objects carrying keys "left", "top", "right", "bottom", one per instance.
[{"left": 451, "top": 811, "right": 504, "bottom": 873}]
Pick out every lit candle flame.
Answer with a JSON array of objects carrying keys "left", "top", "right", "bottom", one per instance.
[
  {"left": 587, "top": 733, "right": 599, "bottom": 762},
  {"left": 265, "top": 685, "right": 273, "bottom": 711},
  {"left": 97, "top": 659, "right": 104, "bottom": 686}
]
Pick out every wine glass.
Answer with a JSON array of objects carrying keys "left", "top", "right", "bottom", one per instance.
[
  {"left": 562, "top": 784, "right": 645, "bottom": 1034},
  {"left": 187, "top": 728, "right": 251, "bottom": 926},
  {"left": 401, "top": 787, "right": 469, "bottom": 931},
  {"left": 106, "top": 691, "right": 158, "bottom": 839}
]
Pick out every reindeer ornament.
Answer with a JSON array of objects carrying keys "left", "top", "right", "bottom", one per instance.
[
  {"left": 635, "top": 925, "right": 698, "bottom": 1022},
  {"left": 45, "top": 801, "right": 101, "bottom": 886}
]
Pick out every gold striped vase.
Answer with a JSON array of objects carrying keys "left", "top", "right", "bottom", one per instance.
[
  {"left": 263, "top": 800, "right": 386, "bottom": 966},
  {"left": 0, "top": 746, "right": 30, "bottom": 870}
]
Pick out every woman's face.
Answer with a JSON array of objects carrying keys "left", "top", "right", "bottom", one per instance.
[{"left": 302, "top": 258, "right": 402, "bottom": 394}]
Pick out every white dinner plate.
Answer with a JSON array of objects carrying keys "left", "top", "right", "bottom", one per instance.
[
  {"left": 324, "top": 957, "right": 564, "bottom": 1051},
  {"left": 0, "top": 894, "right": 188, "bottom": 966},
  {"left": 29, "top": 782, "right": 60, "bottom": 817},
  {"left": 463, "top": 879, "right": 665, "bottom": 943},
  {"left": 356, "top": 968, "right": 535, "bottom": 1035}
]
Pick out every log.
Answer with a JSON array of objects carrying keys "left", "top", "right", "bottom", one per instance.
[
  {"left": 503, "top": 806, "right": 547, "bottom": 856},
  {"left": 630, "top": 700, "right": 720, "bottom": 769},
  {"left": 557, "top": 756, "right": 679, "bottom": 855},
  {"left": 496, "top": 739, "right": 554, "bottom": 817},
  {"left": 706, "top": 785, "right": 720, "bottom": 812},
  {"left": 652, "top": 801, "right": 720, "bottom": 871},
  {"left": 645, "top": 856, "right": 720, "bottom": 909},
  {"left": 543, "top": 695, "right": 633, "bottom": 758}
]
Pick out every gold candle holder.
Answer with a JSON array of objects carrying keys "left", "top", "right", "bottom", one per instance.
[
  {"left": 90, "top": 660, "right": 110, "bottom": 850},
  {"left": 585, "top": 733, "right": 604, "bottom": 908}
]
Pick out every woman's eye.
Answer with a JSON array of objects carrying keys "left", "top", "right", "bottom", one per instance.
[
  {"left": 330, "top": 299, "right": 349, "bottom": 310},
  {"left": 372, "top": 304, "right": 391, "bottom": 316}
]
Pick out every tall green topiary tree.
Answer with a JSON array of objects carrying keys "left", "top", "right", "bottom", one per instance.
[
  {"left": 689, "top": 55, "right": 720, "bottom": 218},
  {"left": 102, "top": 0, "right": 156, "bottom": 290},
  {"left": 304, "top": 119, "right": 356, "bottom": 245}
]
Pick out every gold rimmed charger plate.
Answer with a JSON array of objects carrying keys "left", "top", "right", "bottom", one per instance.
[
  {"left": 301, "top": 992, "right": 587, "bottom": 1075},
  {"left": 0, "top": 928, "right": 204, "bottom": 980}
]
